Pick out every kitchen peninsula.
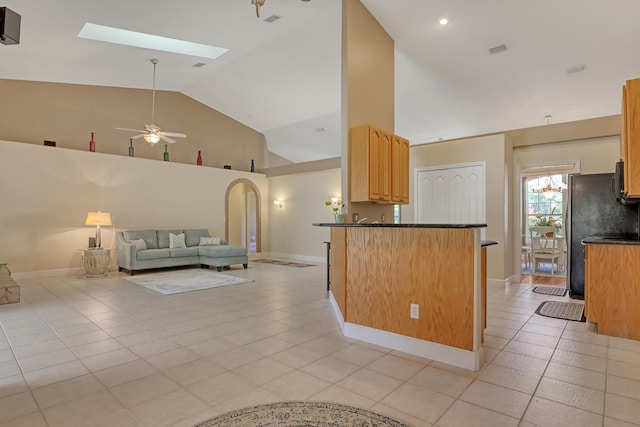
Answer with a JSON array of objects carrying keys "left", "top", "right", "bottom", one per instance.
[{"left": 315, "top": 223, "right": 494, "bottom": 371}]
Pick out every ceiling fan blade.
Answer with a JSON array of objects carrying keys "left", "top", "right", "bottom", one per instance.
[
  {"left": 130, "top": 134, "right": 146, "bottom": 139},
  {"left": 115, "top": 127, "right": 146, "bottom": 133},
  {"left": 161, "top": 132, "right": 187, "bottom": 138},
  {"left": 160, "top": 135, "right": 177, "bottom": 144}
]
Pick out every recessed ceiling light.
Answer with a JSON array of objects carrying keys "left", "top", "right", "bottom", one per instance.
[
  {"left": 439, "top": 17, "right": 448, "bottom": 25},
  {"left": 78, "top": 23, "right": 228, "bottom": 59}
]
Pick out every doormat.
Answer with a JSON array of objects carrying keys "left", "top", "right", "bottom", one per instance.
[
  {"left": 193, "top": 401, "right": 410, "bottom": 427},
  {"left": 125, "top": 270, "right": 254, "bottom": 295},
  {"left": 535, "top": 301, "right": 585, "bottom": 322},
  {"left": 533, "top": 286, "right": 567, "bottom": 296},
  {"left": 252, "top": 259, "right": 315, "bottom": 267}
]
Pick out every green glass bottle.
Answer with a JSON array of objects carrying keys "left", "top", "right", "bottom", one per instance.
[{"left": 163, "top": 145, "right": 169, "bottom": 161}]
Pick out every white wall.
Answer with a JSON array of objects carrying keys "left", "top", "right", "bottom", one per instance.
[
  {"left": 0, "top": 140, "right": 268, "bottom": 275},
  {"left": 269, "top": 168, "right": 341, "bottom": 261}
]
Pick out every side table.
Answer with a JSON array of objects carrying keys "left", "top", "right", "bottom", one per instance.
[{"left": 82, "top": 248, "right": 112, "bottom": 278}]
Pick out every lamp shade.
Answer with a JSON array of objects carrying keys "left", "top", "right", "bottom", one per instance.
[{"left": 85, "top": 211, "right": 112, "bottom": 226}]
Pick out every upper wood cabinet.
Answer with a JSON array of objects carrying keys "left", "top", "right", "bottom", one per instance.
[
  {"left": 391, "top": 135, "right": 410, "bottom": 203},
  {"left": 621, "top": 78, "right": 640, "bottom": 197},
  {"left": 349, "top": 125, "right": 410, "bottom": 204}
]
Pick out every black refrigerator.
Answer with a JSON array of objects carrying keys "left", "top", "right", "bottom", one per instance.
[{"left": 567, "top": 173, "right": 639, "bottom": 299}]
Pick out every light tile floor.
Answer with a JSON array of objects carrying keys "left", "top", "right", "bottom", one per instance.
[{"left": 0, "top": 263, "right": 639, "bottom": 426}]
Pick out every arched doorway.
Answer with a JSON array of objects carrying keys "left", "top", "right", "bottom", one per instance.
[{"left": 225, "top": 179, "right": 261, "bottom": 253}]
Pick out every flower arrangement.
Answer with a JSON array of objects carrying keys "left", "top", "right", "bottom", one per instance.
[
  {"left": 535, "top": 206, "right": 562, "bottom": 228},
  {"left": 325, "top": 198, "right": 342, "bottom": 214},
  {"left": 325, "top": 198, "right": 344, "bottom": 223}
]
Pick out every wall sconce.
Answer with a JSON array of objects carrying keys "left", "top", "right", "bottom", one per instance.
[{"left": 273, "top": 200, "right": 284, "bottom": 208}]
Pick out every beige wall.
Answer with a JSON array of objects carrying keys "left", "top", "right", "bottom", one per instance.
[
  {"left": 341, "top": 0, "right": 395, "bottom": 220},
  {"left": 513, "top": 136, "right": 620, "bottom": 174},
  {"left": 0, "top": 79, "right": 267, "bottom": 171},
  {"left": 268, "top": 168, "right": 341, "bottom": 260},
  {"left": 406, "top": 134, "right": 512, "bottom": 281},
  {"left": 0, "top": 140, "right": 268, "bottom": 274}
]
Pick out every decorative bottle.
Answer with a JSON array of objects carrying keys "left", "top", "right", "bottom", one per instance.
[
  {"left": 250, "top": 159, "right": 255, "bottom": 172},
  {"left": 89, "top": 132, "right": 96, "bottom": 152},
  {"left": 197, "top": 150, "right": 203, "bottom": 166},
  {"left": 163, "top": 145, "right": 169, "bottom": 161},
  {"left": 128, "top": 139, "right": 134, "bottom": 157}
]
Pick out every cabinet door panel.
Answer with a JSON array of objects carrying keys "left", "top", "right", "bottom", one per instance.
[
  {"left": 368, "top": 127, "right": 391, "bottom": 201},
  {"left": 392, "top": 135, "right": 410, "bottom": 204}
]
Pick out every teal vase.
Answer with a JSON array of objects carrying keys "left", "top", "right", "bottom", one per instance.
[{"left": 163, "top": 145, "right": 169, "bottom": 161}]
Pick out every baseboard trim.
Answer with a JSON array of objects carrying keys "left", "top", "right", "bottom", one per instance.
[
  {"left": 488, "top": 275, "right": 515, "bottom": 287},
  {"left": 12, "top": 267, "right": 83, "bottom": 280},
  {"left": 328, "top": 291, "right": 480, "bottom": 371},
  {"left": 262, "top": 252, "right": 326, "bottom": 264}
]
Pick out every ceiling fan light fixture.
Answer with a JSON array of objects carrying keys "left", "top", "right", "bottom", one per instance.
[{"left": 143, "top": 133, "right": 160, "bottom": 144}]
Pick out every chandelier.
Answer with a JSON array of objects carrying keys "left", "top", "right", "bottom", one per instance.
[
  {"left": 530, "top": 175, "right": 567, "bottom": 198},
  {"left": 251, "top": 0, "right": 266, "bottom": 17}
]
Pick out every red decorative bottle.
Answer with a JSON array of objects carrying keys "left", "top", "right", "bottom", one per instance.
[
  {"left": 197, "top": 150, "right": 203, "bottom": 166},
  {"left": 89, "top": 132, "right": 96, "bottom": 152}
]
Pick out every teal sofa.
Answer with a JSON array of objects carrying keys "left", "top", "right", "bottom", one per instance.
[{"left": 116, "top": 229, "right": 248, "bottom": 275}]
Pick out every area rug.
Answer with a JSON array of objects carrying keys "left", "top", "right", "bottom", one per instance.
[
  {"left": 194, "top": 401, "right": 411, "bottom": 427},
  {"left": 125, "top": 270, "right": 254, "bottom": 295},
  {"left": 252, "top": 259, "right": 316, "bottom": 268},
  {"left": 532, "top": 286, "right": 567, "bottom": 297},
  {"left": 535, "top": 301, "right": 585, "bottom": 322}
]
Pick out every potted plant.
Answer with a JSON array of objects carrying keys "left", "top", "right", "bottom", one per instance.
[{"left": 325, "top": 198, "right": 344, "bottom": 223}]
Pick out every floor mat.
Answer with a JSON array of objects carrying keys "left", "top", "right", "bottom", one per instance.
[
  {"left": 252, "top": 259, "right": 315, "bottom": 267},
  {"left": 533, "top": 286, "right": 567, "bottom": 296},
  {"left": 125, "top": 270, "right": 254, "bottom": 295},
  {"left": 535, "top": 301, "right": 585, "bottom": 322}
]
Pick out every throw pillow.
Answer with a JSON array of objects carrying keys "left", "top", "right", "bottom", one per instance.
[
  {"left": 130, "top": 239, "right": 147, "bottom": 250},
  {"left": 169, "top": 233, "right": 186, "bottom": 249},
  {"left": 199, "top": 236, "right": 221, "bottom": 246}
]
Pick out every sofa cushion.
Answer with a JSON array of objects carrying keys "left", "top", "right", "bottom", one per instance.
[
  {"left": 157, "top": 230, "right": 184, "bottom": 249},
  {"left": 137, "top": 248, "right": 171, "bottom": 260},
  {"left": 199, "top": 245, "right": 247, "bottom": 258},
  {"left": 170, "top": 247, "right": 199, "bottom": 258},
  {"left": 124, "top": 230, "right": 158, "bottom": 249},
  {"left": 185, "top": 229, "right": 211, "bottom": 247},
  {"left": 199, "top": 237, "right": 220, "bottom": 246},
  {"left": 130, "top": 239, "right": 147, "bottom": 250},
  {"left": 169, "top": 233, "right": 186, "bottom": 248}
]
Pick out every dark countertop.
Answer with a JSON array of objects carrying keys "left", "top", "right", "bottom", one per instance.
[
  {"left": 581, "top": 236, "right": 640, "bottom": 245},
  {"left": 313, "top": 223, "right": 487, "bottom": 229},
  {"left": 482, "top": 240, "right": 498, "bottom": 248}
]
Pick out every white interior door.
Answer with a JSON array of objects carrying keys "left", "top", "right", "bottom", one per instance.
[{"left": 415, "top": 162, "right": 486, "bottom": 234}]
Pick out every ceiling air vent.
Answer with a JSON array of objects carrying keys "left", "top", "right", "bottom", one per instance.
[
  {"left": 566, "top": 64, "right": 586, "bottom": 74},
  {"left": 264, "top": 15, "right": 280, "bottom": 23},
  {"left": 489, "top": 44, "right": 507, "bottom": 55}
]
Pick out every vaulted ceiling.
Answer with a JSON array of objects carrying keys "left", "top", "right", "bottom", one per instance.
[{"left": 2, "top": 0, "right": 639, "bottom": 163}]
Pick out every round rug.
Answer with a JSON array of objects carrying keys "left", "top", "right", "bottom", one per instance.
[{"left": 194, "top": 401, "right": 411, "bottom": 426}]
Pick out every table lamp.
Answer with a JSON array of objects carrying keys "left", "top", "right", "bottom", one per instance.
[{"left": 85, "top": 211, "right": 112, "bottom": 248}]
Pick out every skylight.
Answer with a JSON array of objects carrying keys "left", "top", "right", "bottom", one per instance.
[{"left": 78, "top": 23, "right": 228, "bottom": 59}]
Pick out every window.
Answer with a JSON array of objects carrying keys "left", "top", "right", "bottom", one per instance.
[
  {"left": 393, "top": 204, "right": 401, "bottom": 224},
  {"left": 526, "top": 174, "right": 566, "bottom": 233}
]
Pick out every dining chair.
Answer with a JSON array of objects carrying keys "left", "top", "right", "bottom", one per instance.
[{"left": 529, "top": 226, "right": 561, "bottom": 274}]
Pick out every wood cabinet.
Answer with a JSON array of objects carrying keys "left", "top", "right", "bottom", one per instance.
[
  {"left": 391, "top": 135, "right": 410, "bottom": 203},
  {"left": 585, "top": 243, "right": 640, "bottom": 340},
  {"left": 349, "top": 125, "right": 409, "bottom": 204},
  {"left": 621, "top": 78, "right": 640, "bottom": 197}
]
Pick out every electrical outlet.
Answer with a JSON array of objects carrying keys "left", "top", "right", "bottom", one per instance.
[{"left": 410, "top": 303, "right": 419, "bottom": 319}]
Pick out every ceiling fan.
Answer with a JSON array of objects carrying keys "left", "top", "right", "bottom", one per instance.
[{"left": 116, "top": 59, "right": 186, "bottom": 145}]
